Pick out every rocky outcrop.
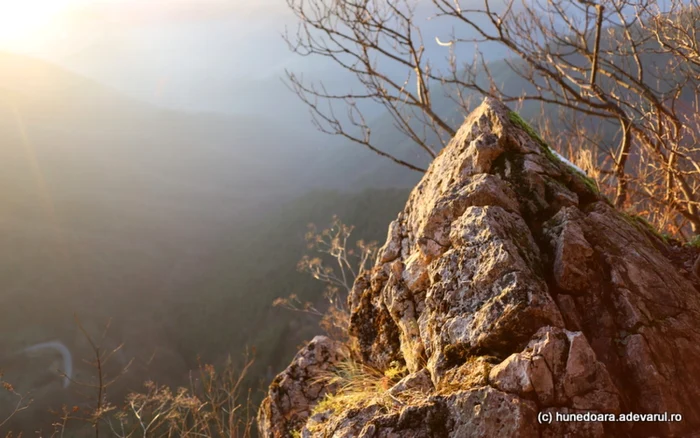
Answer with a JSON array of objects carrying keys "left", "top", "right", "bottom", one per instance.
[
  {"left": 258, "top": 98, "right": 700, "bottom": 437},
  {"left": 258, "top": 336, "right": 349, "bottom": 437}
]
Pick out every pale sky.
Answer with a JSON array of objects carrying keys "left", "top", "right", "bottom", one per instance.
[{"left": 0, "top": 0, "right": 287, "bottom": 54}]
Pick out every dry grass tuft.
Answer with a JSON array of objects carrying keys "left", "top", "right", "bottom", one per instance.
[
  {"left": 101, "top": 355, "right": 255, "bottom": 437},
  {"left": 311, "top": 360, "right": 407, "bottom": 416}
]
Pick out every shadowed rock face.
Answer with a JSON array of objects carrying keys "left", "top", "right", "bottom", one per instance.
[{"left": 257, "top": 98, "right": 700, "bottom": 438}]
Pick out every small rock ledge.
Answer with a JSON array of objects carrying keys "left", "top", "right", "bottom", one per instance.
[{"left": 258, "top": 98, "right": 700, "bottom": 438}]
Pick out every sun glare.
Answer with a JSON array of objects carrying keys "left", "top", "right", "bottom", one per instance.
[{"left": 0, "top": 0, "right": 77, "bottom": 47}]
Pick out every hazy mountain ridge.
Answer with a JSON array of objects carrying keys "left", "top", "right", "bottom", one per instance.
[{"left": 0, "top": 50, "right": 411, "bottom": 433}]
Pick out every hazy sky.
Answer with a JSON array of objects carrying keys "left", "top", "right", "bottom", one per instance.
[
  {"left": 0, "top": 0, "right": 500, "bottom": 115},
  {"left": 0, "top": 0, "right": 289, "bottom": 55}
]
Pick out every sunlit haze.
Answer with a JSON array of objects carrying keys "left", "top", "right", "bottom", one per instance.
[
  {"left": 0, "top": 0, "right": 286, "bottom": 55},
  {"left": 0, "top": 0, "right": 79, "bottom": 48}
]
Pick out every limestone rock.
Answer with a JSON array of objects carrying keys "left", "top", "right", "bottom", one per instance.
[
  {"left": 258, "top": 98, "right": 700, "bottom": 437},
  {"left": 388, "top": 368, "right": 433, "bottom": 398},
  {"left": 257, "top": 336, "right": 348, "bottom": 438},
  {"left": 489, "top": 327, "right": 620, "bottom": 412}
]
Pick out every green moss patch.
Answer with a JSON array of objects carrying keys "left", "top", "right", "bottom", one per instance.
[
  {"left": 508, "top": 111, "right": 551, "bottom": 154},
  {"left": 508, "top": 110, "right": 600, "bottom": 195},
  {"left": 622, "top": 212, "right": 668, "bottom": 243}
]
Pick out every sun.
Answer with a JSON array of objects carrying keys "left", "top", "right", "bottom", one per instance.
[{"left": 0, "top": 0, "right": 78, "bottom": 47}]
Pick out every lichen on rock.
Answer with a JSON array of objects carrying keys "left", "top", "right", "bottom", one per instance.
[{"left": 258, "top": 98, "right": 700, "bottom": 438}]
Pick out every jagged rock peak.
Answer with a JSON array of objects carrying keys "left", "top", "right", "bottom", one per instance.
[{"left": 258, "top": 98, "right": 700, "bottom": 438}]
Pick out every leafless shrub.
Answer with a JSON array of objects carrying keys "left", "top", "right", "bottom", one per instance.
[
  {"left": 287, "top": 0, "right": 700, "bottom": 236},
  {"left": 274, "top": 216, "right": 378, "bottom": 342},
  {"left": 47, "top": 317, "right": 254, "bottom": 438},
  {"left": 48, "top": 316, "right": 133, "bottom": 437},
  {"left": 0, "top": 371, "right": 32, "bottom": 438}
]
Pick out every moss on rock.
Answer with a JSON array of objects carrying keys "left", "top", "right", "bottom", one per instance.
[{"left": 508, "top": 110, "right": 600, "bottom": 195}]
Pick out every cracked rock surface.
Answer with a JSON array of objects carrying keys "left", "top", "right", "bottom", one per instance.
[
  {"left": 257, "top": 336, "right": 348, "bottom": 438},
  {"left": 258, "top": 98, "right": 700, "bottom": 438}
]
